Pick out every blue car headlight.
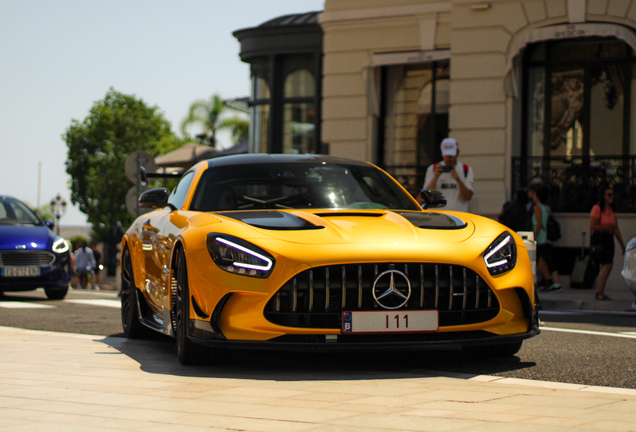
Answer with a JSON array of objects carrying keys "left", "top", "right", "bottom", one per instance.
[
  {"left": 52, "top": 237, "right": 70, "bottom": 254},
  {"left": 483, "top": 232, "right": 517, "bottom": 275},
  {"left": 207, "top": 234, "right": 275, "bottom": 278}
]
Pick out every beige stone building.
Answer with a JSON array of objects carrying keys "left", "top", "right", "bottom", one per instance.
[{"left": 236, "top": 1, "right": 636, "bottom": 286}]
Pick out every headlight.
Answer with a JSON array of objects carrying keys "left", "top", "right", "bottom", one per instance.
[
  {"left": 207, "top": 234, "right": 275, "bottom": 278},
  {"left": 52, "top": 237, "right": 70, "bottom": 254},
  {"left": 483, "top": 232, "right": 517, "bottom": 275}
]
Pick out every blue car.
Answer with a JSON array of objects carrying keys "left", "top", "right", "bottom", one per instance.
[{"left": 0, "top": 195, "right": 71, "bottom": 299}]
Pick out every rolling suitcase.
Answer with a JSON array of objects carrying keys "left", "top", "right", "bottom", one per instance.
[{"left": 570, "top": 232, "right": 599, "bottom": 289}]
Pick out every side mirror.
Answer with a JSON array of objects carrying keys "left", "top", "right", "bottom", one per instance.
[
  {"left": 139, "top": 188, "right": 171, "bottom": 209},
  {"left": 44, "top": 220, "right": 55, "bottom": 230},
  {"left": 421, "top": 189, "right": 447, "bottom": 209}
]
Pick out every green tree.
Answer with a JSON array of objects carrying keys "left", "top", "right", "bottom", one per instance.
[
  {"left": 33, "top": 203, "right": 54, "bottom": 222},
  {"left": 64, "top": 88, "right": 181, "bottom": 240},
  {"left": 180, "top": 94, "right": 249, "bottom": 148}
]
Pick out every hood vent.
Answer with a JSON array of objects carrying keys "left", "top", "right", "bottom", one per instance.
[
  {"left": 218, "top": 211, "right": 324, "bottom": 231},
  {"left": 395, "top": 211, "right": 467, "bottom": 230}
]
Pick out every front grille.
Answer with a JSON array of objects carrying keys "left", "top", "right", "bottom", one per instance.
[
  {"left": 264, "top": 263, "right": 500, "bottom": 329},
  {"left": 0, "top": 251, "right": 55, "bottom": 267}
]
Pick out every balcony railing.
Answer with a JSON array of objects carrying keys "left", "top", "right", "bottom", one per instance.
[
  {"left": 512, "top": 156, "right": 636, "bottom": 213},
  {"left": 386, "top": 155, "right": 636, "bottom": 213}
]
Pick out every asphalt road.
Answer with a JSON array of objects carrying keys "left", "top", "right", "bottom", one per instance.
[{"left": 1, "top": 288, "right": 635, "bottom": 390}]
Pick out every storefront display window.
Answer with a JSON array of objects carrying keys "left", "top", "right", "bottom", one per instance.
[
  {"left": 381, "top": 61, "right": 449, "bottom": 196},
  {"left": 524, "top": 39, "right": 632, "bottom": 159},
  {"left": 518, "top": 38, "right": 636, "bottom": 212},
  {"left": 283, "top": 70, "right": 316, "bottom": 154}
]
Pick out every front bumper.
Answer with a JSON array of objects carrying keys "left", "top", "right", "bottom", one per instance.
[
  {"left": 0, "top": 253, "right": 71, "bottom": 292},
  {"left": 190, "top": 325, "right": 539, "bottom": 352},
  {"left": 188, "top": 308, "right": 540, "bottom": 352}
]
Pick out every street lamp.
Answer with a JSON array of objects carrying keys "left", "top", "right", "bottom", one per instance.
[{"left": 50, "top": 194, "right": 67, "bottom": 236}]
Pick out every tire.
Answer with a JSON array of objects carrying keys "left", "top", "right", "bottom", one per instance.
[
  {"left": 120, "top": 248, "right": 151, "bottom": 338},
  {"left": 464, "top": 341, "right": 523, "bottom": 358},
  {"left": 174, "top": 251, "right": 215, "bottom": 365},
  {"left": 44, "top": 284, "right": 68, "bottom": 300}
]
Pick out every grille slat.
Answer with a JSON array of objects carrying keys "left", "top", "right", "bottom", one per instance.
[
  {"left": 462, "top": 268, "right": 468, "bottom": 310},
  {"left": 357, "top": 266, "right": 362, "bottom": 309},
  {"left": 434, "top": 265, "right": 439, "bottom": 309},
  {"left": 0, "top": 251, "right": 55, "bottom": 267},
  {"left": 448, "top": 265, "right": 454, "bottom": 310},
  {"left": 308, "top": 270, "right": 314, "bottom": 312},
  {"left": 265, "top": 263, "right": 500, "bottom": 329},
  {"left": 341, "top": 266, "right": 346, "bottom": 309},
  {"left": 325, "top": 267, "right": 330, "bottom": 311}
]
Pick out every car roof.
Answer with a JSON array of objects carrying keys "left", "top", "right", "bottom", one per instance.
[{"left": 206, "top": 154, "right": 372, "bottom": 169}]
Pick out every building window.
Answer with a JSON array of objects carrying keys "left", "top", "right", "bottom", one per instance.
[
  {"left": 283, "top": 69, "right": 316, "bottom": 154},
  {"left": 251, "top": 76, "right": 270, "bottom": 153},
  {"left": 515, "top": 38, "right": 636, "bottom": 212},
  {"left": 380, "top": 61, "right": 450, "bottom": 196}
]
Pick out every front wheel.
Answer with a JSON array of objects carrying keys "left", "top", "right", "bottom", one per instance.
[
  {"left": 174, "top": 251, "right": 214, "bottom": 365},
  {"left": 120, "top": 248, "right": 151, "bottom": 338},
  {"left": 464, "top": 341, "right": 523, "bottom": 358},
  {"left": 44, "top": 284, "right": 68, "bottom": 300}
]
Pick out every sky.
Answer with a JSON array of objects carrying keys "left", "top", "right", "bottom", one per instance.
[{"left": 0, "top": 0, "right": 325, "bottom": 226}]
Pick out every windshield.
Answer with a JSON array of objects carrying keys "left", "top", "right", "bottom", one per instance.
[
  {"left": 0, "top": 197, "right": 42, "bottom": 226},
  {"left": 190, "top": 162, "right": 420, "bottom": 212}
]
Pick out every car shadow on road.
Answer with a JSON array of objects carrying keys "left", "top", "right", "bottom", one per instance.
[{"left": 99, "top": 333, "right": 537, "bottom": 382}]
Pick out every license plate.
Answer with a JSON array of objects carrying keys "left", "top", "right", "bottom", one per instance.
[
  {"left": 2, "top": 267, "right": 40, "bottom": 277},
  {"left": 342, "top": 310, "right": 438, "bottom": 333}
]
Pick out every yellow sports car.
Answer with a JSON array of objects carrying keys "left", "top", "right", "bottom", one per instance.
[{"left": 121, "top": 154, "right": 539, "bottom": 364}]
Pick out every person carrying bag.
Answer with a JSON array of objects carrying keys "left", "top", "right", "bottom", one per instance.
[{"left": 590, "top": 186, "right": 626, "bottom": 301}]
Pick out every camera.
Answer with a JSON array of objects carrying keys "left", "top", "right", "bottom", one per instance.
[{"left": 441, "top": 165, "right": 453, "bottom": 173}]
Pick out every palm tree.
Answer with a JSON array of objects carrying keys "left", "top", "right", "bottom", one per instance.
[{"left": 180, "top": 94, "right": 248, "bottom": 149}]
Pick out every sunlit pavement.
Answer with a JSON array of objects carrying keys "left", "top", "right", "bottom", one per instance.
[
  {"left": 536, "top": 278, "right": 636, "bottom": 313},
  {"left": 1, "top": 325, "right": 635, "bottom": 432}
]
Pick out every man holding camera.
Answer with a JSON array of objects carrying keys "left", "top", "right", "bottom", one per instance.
[{"left": 421, "top": 138, "right": 474, "bottom": 212}]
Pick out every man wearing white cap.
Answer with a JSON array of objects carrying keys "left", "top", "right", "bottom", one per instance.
[{"left": 421, "top": 138, "right": 474, "bottom": 212}]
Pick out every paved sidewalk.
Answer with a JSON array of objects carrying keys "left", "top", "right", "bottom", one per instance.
[
  {"left": 1, "top": 325, "right": 636, "bottom": 432},
  {"left": 537, "top": 276, "right": 636, "bottom": 313}
]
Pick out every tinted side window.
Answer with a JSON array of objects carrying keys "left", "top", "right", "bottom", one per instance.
[{"left": 168, "top": 171, "right": 195, "bottom": 210}]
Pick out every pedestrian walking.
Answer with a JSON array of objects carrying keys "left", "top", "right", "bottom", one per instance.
[
  {"left": 590, "top": 186, "right": 626, "bottom": 301},
  {"left": 498, "top": 188, "right": 531, "bottom": 232},
  {"left": 74, "top": 241, "right": 96, "bottom": 290},
  {"left": 528, "top": 183, "right": 562, "bottom": 292},
  {"left": 420, "top": 138, "right": 474, "bottom": 212},
  {"left": 91, "top": 241, "right": 102, "bottom": 290}
]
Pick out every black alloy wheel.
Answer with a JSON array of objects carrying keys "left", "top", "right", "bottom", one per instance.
[
  {"left": 174, "top": 250, "right": 212, "bottom": 365},
  {"left": 44, "top": 284, "right": 68, "bottom": 300},
  {"left": 120, "top": 248, "right": 150, "bottom": 338}
]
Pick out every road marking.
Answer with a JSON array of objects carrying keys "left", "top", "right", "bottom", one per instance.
[
  {"left": 0, "top": 301, "right": 55, "bottom": 309},
  {"left": 542, "top": 326, "right": 636, "bottom": 340},
  {"left": 65, "top": 299, "right": 121, "bottom": 308},
  {"left": 620, "top": 332, "right": 636, "bottom": 336}
]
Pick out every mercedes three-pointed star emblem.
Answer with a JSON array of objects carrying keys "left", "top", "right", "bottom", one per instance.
[{"left": 372, "top": 270, "right": 411, "bottom": 310}]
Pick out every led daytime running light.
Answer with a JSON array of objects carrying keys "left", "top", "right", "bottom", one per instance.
[
  {"left": 215, "top": 237, "right": 273, "bottom": 271},
  {"left": 52, "top": 238, "right": 69, "bottom": 253},
  {"left": 484, "top": 235, "right": 511, "bottom": 268}
]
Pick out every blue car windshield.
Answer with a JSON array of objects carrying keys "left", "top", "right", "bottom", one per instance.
[
  {"left": 190, "top": 162, "right": 421, "bottom": 212},
  {"left": 0, "top": 197, "right": 42, "bottom": 226}
]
